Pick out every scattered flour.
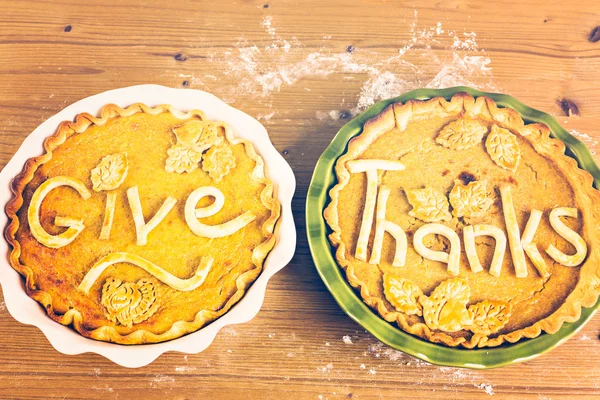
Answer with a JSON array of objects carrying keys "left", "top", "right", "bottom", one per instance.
[
  {"left": 201, "top": 13, "right": 497, "bottom": 113},
  {"left": 0, "top": 301, "right": 6, "bottom": 311},
  {"left": 262, "top": 16, "right": 277, "bottom": 37},
  {"left": 257, "top": 111, "right": 276, "bottom": 121},
  {"left": 328, "top": 110, "right": 341, "bottom": 120},
  {"left": 220, "top": 326, "right": 239, "bottom": 336},
  {"left": 475, "top": 383, "right": 496, "bottom": 396},
  {"left": 578, "top": 334, "right": 598, "bottom": 343},
  {"left": 268, "top": 332, "right": 276, "bottom": 338},
  {"left": 368, "top": 342, "right": 405, "bottom": 362},
  {"left": 570, "top": 130, "right": 598, "bottom": 155},
  {"left": 342, "top": 335, "right": 353, "bottom": 345},
  {"left": 363, "top": 342, "right": 496, "bottom": 395},
  {"left": 316, "top": 111, "right": 329, "bottom": 120},
  {"left": 91, "top": 386, "right": 114, "bottom": 392},
  {"left": 438, "top": 366, "right": 496, "bottom": 395},
  {"left": 317, "top": 363, "right": 334, "bottom": 373},
  {"left": 175, "top": 365, "right": 197, "bottom": 372},
  {"left": 149, "top": 374, "right": 175, "bottom": 388}
]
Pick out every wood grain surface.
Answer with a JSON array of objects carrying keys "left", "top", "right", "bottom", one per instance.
[{"left": 1, "top": 0, "right": 600, "bottom": 399}]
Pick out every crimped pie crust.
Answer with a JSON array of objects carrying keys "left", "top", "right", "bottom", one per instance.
[
  {"left": 324, "top": 93, "right": 600, "bottom": 348},
  {"left": 5, "top": 103, "right": 280, "bottom": 344}
]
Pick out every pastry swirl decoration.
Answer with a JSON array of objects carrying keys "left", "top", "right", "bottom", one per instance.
[{"left": 78, "top": 252, "right": 214, "bottom": 294}]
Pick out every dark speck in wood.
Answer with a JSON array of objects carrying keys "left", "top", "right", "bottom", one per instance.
[
  {"left": 282, "top": 149, "right": 289, "bottom": 156},
  {"left": 347, "top": 45, "right": 355, "bottom": 53},
  {"left": 557, "top": 98, "right": 580, "bottom": 116},
  {"left": 442, "top": 169, "right": 450, "bottom": 176},
  {"left": 64, "top": 25, "right": 72, "bottom": 32},
  {"left": 340, "top": 110, "right": 351, "bottom": 119},
  {"left": 458, "top": 171, "right": 477, "bottom": 184},
  {"left": 174, "top": 53, "right": 188, "bottom": 62},
  {"left": 182, "top": 80, "right": 189, "bottom": 87},
  {"left": 263, "top": 3, "right": 269, "bottom": 8},
  {"left": 589, "top": 26, "right": 600, "bottom": 43}
]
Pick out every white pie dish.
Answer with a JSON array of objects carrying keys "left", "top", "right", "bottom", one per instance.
[{"left": 0, "top": 84, "right": 296, "bottom": 368}]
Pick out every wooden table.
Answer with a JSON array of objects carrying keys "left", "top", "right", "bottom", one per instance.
[{"left": 1, "top": 1, "right": 599, "bottom": 398}]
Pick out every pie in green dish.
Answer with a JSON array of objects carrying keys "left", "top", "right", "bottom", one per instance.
[{"left": 307, "top": 87, "right": 600, "bottom": 367}]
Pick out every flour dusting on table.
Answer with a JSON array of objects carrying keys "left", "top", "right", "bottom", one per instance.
[
  {"left": 220, "top": 326, "right": 239, "bottom": 336},
  {"left": 175, "top": 365, "right": 197, "bottom": 372},
  {"left": 570, "top": 129, "right": 598, "bottom": 155},
  {"left": 149, "top": 374, "right": 175, "bottom": 387},
  {"left": 335, "top": 336, "right": 497, "bottom": 395},
  {"left": 317, "top": 363, "right": 334, "bottom": 373},
  {"left": 202, "top": 13, "right": 497, "bottom": 119}
]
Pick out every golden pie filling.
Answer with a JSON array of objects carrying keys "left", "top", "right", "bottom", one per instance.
[
  {"left": 5, "top": 104, "right": 280, "bottom": 344},
  {"left": 324, "top": 94, "right": 600, "bottom": 348}
]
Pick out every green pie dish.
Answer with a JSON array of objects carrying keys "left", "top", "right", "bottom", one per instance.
[{"left": 306, "top": 86, "right": 600, "bottom": 369}]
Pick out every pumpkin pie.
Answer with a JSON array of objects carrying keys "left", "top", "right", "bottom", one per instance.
[
  {"left": 324, "top": 93, "right": 600, "bottom": 348},
  {"left": 5, "top": 103, "right": 280, "bottom": 344}
]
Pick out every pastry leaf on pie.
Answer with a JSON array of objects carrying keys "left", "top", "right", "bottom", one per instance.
[
  {"left": 383, "top": 273, "right": 423, "bottom": 316},
  {"left": 173, "top": 120, "right": 222, "bottom": 153},
  {"left": 202, "top": 144, "right": 237, "bottom": 182},
  {"left": 468, "top": 300, "right": 511, "bottom": 335},
  {"left": 165, "top": 143, "right": 203, "bottom": 173},
  {"left": 405, "top": 187, "right": 452, "bottom": 222},
  {"left": 449, "top": 179, "right": 493, "bottom": 219},
  {"left": 436, "top": 118, "right": 488, "bottom": 150},
  {"left": 485, "top": 124, "right": 521, "bottom": 171},
  {"left": 420, "top": 278, "right": 473, "bottom": 332},
  {"left": 90, "top": 153, "right": 129, "bottom": 192},
  {"left": 167, "top": 120, "right": 224, "bottom": 174}
]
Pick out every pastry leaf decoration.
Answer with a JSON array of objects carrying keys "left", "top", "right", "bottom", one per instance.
[
  {"left": 173, "top": 120, "right": 222, "bottom": 153},
  {"left": 419, "top": 278, "right": 473, "bottom": 332},
  {"left": 101, "top": 278, "right": 160, "bottom": 328},
  {"left": 202, "top": 144, "right": 237, "bottom": 182},
  {"left": 485, "top": 124, "right": 521, "bottom": 171},
  {"left": 436, "top": 118, "right": 488, "bottom": 150},
  {"left": 405, "top": 187, "right": 452, "bottom": 223},
  {"left": 165, "top": 143, "right": 204, "bottom": 174},
  {"left": 383, "top": 273, "right": 423, "bottom": 316},
  {"left": 468, "top": 300, "right": 511, "bottom": 335},
  {"left": 90, "top": 153, "right": 129, "bottom": 192},
  {"left": 166, "top": 120, "right": 223, "bottom": 174},
  {"left": 449, "top": 179, "right": 493, "bottom": 219}
]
